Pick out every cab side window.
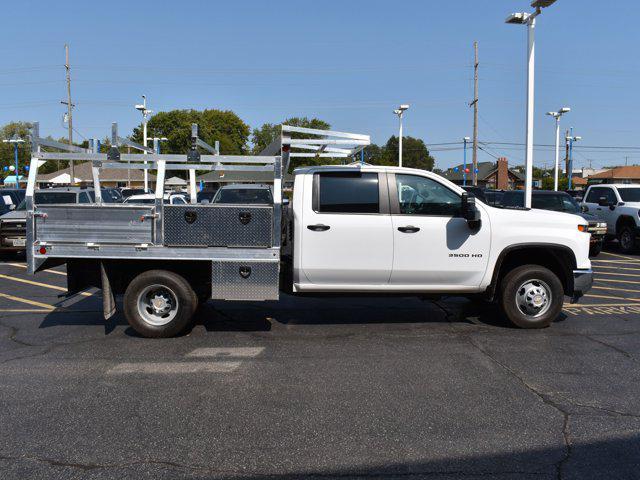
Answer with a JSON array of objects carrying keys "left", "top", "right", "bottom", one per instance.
[
  {"left": 586, "top": 187, "right": 616, "bottom": 204},
  {"left": 79, "top": 192, "right": 91, "bottom": 203},
  {"left": 316, "top": 172, "right": 379, "bottom": 214},
  {"left": 395, "top": 174, "right": 460, "bottom": 216}
]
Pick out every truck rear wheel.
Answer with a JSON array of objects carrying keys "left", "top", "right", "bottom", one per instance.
[
  {"left": 123, "top": 270, "right": 197, "bottom": 338},
  {"left": 618, "top": 226, "right": 636, "bottom": 254},
  {"left": 499, "top": 265, "right": 563, "bottom": 329}
]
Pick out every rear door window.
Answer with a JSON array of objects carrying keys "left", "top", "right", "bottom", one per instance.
[{"left": 316, "top": 172, "right": 379, "bottom": 214}]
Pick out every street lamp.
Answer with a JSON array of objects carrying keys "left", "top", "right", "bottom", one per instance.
[
  {"left": 135, "top": 95, "right": 153, "bottom": 191},
  {"left": 505, "top": 0, "right": 558, "bottom": 208},
  {"left": 2, "top": 134, "right": 25, "bottom": 186},
  {"left": 566, "top": 129, "right": 582, "bottom": 189},
  {"left": 393, "top": 104, "right": 409, "bottom": 167},
  {"left": 546, "top": 107, "right": 570, "bottom": 191},
  {"left": 463, "top": 136, "right": 471, "bottom": 186}
]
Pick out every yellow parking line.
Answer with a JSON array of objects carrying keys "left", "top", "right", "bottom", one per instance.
[
  {"left": 593, "top": 265, "right": 640, "bottom": 272},
  {"left": 594, "top": 271, "right": 640, "bottom": 278},
  {"left": 583, "top": 293, "right": 640, "bottom": 302},
  {"left": 0, "top": 292, "right": 54, "bottom": 310},
  {"left": 0, "top": 308, "right": 53, "bottom": 313},
  {"left": 0, "top": 273, "right": 91, "bottom": 296},
  {"left": 592, "top": 285, "right": 640, "bottom": 294},
  {"left": 591, "top": 259, "right": 640, "bottom": 264},
  {"left": 596, "top": 278, "right": 640, "bottom": 285},
  {"left": 564, "top": 303, "right": 640, "bottom": 308},
  {"left": 7, "top": 262, "right": 66, "bottom": 276},
  {"left": 600, "top": 251, "right": 640, "bottom": 261}
]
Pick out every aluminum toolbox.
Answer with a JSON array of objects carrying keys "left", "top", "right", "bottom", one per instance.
[
  {"left": 211, "top": 260, "right": 279, "bottom": 301},
  {"left": 34, "top": 205, "right": 155, "bottom": 244},
  {"left": 163, "top": 204, "right": 273, "bottom": 248}
]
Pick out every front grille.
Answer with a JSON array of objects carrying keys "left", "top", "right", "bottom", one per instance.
[{"left": 587, "top": 221, "right": 606, "bottom": 235}]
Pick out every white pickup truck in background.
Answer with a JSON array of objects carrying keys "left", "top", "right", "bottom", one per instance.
[
  {"left": 581, "top": 184, "right": 640, "bottom": 253},
  {"left": 25, "top": 124, "right": 593, "bottom": 337}
]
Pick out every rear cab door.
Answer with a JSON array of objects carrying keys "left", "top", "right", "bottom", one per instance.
[{"left": 296, "top": 169, "right": 393, "bottom": 288}]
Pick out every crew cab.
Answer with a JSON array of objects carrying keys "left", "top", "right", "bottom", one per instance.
[
  {"left": 581, "top": 184, "right": 640, "bottom": 253},
  {"left": 25, "top": 123, "right": 593, "bottom": 337}
]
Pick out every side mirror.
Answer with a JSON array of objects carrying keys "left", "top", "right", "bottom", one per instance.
[
  {"left": 597, "top": 196, "right": 609, "bottom": 207},
  {"left": 461, "top": 192, "right": 481, "bottom": 229}
]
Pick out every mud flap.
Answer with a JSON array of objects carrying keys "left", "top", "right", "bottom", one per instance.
[{"left": 100, "top": 262, "right": 116, "bottom": 320}]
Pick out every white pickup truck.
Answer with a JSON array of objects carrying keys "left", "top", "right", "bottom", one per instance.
[
  {"left": 581, "top": 184, "right": 640, "bottom": 253},
  {"left": 25, "top": 124, "right": 593, "bottom": 337}
]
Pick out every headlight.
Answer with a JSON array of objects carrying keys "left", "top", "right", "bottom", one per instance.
[{"left": 597, "top": 222, "right": 607, "bottom": 228}]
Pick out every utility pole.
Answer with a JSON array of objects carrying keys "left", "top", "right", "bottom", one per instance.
[
  {"left": 61, "top": 44, "right": 75, "bottom": 184},
  {"left": 564, "top": 129, "right": 570, "bottom": 181},
  {"left": 471, "top": 41, "right": 479, "bottom": 186}
]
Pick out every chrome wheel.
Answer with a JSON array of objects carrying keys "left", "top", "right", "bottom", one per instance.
[
  {"left": 515, "top": 279, "right": 551, "bottom": 318},
  {"left": 137, "top": 284, "right": 179, "bottom": 326}
]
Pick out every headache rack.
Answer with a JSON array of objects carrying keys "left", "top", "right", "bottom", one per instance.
[{"left": 25, "top": 122, "right": 370, "bottom": 288}]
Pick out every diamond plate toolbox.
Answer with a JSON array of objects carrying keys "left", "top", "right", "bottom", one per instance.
[
  {"left": 163, "top": 205, "right": 273, "bottom": 247},
  {"left": 211, "top": 261, "right": 280, "bottom": 301}
]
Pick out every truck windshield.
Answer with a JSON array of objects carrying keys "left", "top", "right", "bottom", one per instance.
[
  {"left": 214, "top": 188, "right": 272, "bottom": 204},
  {"left": 618, "top": 188, "right": 640, "bottom": 202}
]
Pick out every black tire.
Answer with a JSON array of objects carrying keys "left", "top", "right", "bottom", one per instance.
[
  {"left": 589, "top": 241, "right": 603, "bottom": 257},
  {"left": 123, "top": 270, "right": 197, "bottom": 338},
  {"left": 618, "top": 226, "right": 636, "bottom": 254},
  {"left": 499, "top": 265, "right": 564, "bottom": 329}
]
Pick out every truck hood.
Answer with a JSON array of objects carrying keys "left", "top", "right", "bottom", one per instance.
[{"left": 487, "top": 205, "right": 587, "bottom": 227}]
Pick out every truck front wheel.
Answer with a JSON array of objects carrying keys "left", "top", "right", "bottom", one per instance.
[
  {"left": 499, "top": 265, "right": 564, "bottom": 329},
  {"left": 123, "top": 270, "right": 197, "bottom": 338},
  {"left": 618, "top": 226, "right": 636, "bottom": 254}
]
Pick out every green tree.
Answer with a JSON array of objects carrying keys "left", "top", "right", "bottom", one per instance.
[
  {"left": 380, "top": 135, "right": 435, "bottom": 171},
  {"left": 131, "top": 109, "right": 250, "bottom": 155}
]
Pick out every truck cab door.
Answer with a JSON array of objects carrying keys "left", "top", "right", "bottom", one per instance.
[
  {"left": 583, "top": 186, "right": 617, "bottom": 234},
  {"left": 297, "top": 171, "right": 393, "bottom": 287},
  {"left": 388, "top": 173, "right": 490, "bottom": 288}
]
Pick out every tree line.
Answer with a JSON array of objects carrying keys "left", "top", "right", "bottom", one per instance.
[{"left": 0, "top": 109, "right": 435, "bottom": 176}]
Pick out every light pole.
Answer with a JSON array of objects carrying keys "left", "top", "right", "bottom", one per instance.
[
  {"left": 463, "top": 136, "right": 471, "bottom": 186},
  {"left": 546, "top": 107, "right": 570, "bottom": 191},
  {"left": 3, "top": 134, "right": 25, "bottom": 186},
  {"left": 135, "top": 95, "right": 153, "bottom": 192},
  {"left": 566, "top": 129, "right": 582, "bottom": 189},
  {"left": 506, "top": 0, "right": 557, "bottom": 208},
  {"left": 394, "top": 104, "right": 409, "bottom": 167}
]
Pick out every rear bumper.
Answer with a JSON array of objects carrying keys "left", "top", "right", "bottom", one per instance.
[{"left": 571, "top": 269, "right": 593, "bottom": 302}]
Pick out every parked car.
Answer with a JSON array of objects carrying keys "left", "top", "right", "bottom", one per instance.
[
  {"left": 581, "top": 184, "right": 640, "bottom": 253},
  {"left": 0, "top": 187, "right": 114, "bottom": 253},
  {"left": 212, "top": 184, "right": 273, "bottom": 204},
  {"left": 460, "top": 187, "right": 504, "bottom": 207},
  {"left": 0, "top": 188, "right": 25, "bottom": 215},
  {"left": 501, "top": 190, "right": 607, "bottom": 256},
  {"left": 124, "top": 193, "right": 188, "bottom": 205},
  {"left": 197, "top": 190, "right": 219, "bottom": 204},
  {"left": 120, "top": 187, "right": 153, "bottom": 199}
]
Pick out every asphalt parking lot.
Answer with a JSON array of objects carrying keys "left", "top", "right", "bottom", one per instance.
[{"left": 2, "top": 248, "right": 640, "bottom": 480}]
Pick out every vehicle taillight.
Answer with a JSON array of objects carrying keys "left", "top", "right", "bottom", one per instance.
[{"left": 39, "top": 246, "right": 47, "bottom": 254}]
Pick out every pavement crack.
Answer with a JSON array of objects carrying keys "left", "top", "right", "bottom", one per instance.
[
  {"left": 465, "top": 336, "right": 572, "bottom": 480},
  {"left": 583, "top": 334, "right": 634, "bottom": 359}
]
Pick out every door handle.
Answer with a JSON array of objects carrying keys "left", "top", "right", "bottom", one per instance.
[
  {"left": 307, "top": 224, "right": 330, "bottom": 232},
  {"left": 397, "top": 226, "right": 420, "bottom": 233}
]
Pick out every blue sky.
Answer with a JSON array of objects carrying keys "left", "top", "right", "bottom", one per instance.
[{"left": 2, "top": 0, "right": 638, "bottom": 170}]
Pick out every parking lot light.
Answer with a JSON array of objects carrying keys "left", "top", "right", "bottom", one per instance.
[
  {"left": 546, "top": 107, "right": 570, "bottom": 191},
  {"left": 505, "top": 0, "right": 558, "bottom": 207}
]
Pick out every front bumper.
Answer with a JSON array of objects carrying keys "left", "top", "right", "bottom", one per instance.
[{"left": 571, "top": 269, "right": 593, "bottom": 302}]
